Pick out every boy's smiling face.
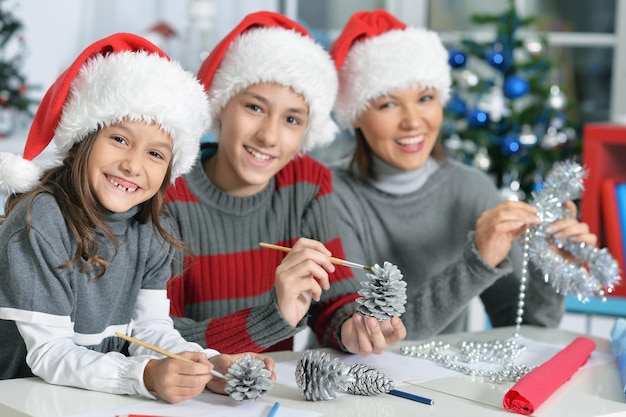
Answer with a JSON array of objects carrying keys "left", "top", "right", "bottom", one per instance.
[{"left": 207, "top": 82, "right": 309, "bottom": 197}]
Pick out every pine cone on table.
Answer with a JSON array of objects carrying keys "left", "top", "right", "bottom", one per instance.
[
  {"left": 295, "top": 350, "right": 396, "bottom": 401},
  {"left": 346, "top": 363, "right": 395, "bottom": 395},
  {"left": 295, "top": 350, "right": 353, "bottom": 401}
]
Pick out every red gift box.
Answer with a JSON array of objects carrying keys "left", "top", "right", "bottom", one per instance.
[{"left": 581, "top": 123, "right": 626, "bottom": 296}]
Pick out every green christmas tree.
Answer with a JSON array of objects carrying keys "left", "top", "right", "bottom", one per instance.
[
  {"left": 0, "top": 0, "right": 38, "bottom": 135},
  {"left": 442, "top": 0, "right": 579, "bottom": 201}
]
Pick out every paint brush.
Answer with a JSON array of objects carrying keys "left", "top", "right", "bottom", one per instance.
[{"left": 259, "top": 242, "right": 372, "bottom": 271}]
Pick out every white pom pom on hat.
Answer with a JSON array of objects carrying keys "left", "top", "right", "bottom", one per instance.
[
  {"left": 0, "top": 152, "right": 43, "bottom": 194},
  {"left": 330, "top": 9, "right": 452, "bottom": 130},
  {"left": 0, "top": 32, "right": 210, "bottom": 195},
  {"left": 196, "top": 11, "right": 339, "bottom": 153}
]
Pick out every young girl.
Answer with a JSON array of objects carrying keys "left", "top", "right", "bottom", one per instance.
[
  {"left": 164, "top": 11, "right": 406, "bottom": 356},
  {"left": 328, "top": 10, "right": 598, "bottom": 340},
  {"left": 0, "top": 33, "right": 273, "bottom": 403}
]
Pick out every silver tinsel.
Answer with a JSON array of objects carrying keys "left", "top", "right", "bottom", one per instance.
[
  {"left": 345, "top": 363, "right": 395, "bottom": 395},
  {"left": 295, "top": 350, "right": 395, "bottom": 401},
  {"left": 526, "top": 160, "right": 620, "bottom": 301},
  {"left": 356, "top": 261, "right": 407, "bottom": 320},
  {"left": 224, "top": 354, "right": 273, "bottom": 402},
  {"left": 295, "top": 350, "right": 353, "bottom": 401}
]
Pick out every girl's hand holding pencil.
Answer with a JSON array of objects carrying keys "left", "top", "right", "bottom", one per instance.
[
  {"left": 116, "top": 332, "right": 275, "bottom": 400},
  {"left": 116, "top": 332, "right": 218, "bottom": 402},
  {"left": 142, "top": 349, "right": 214, "bottom": 403}
]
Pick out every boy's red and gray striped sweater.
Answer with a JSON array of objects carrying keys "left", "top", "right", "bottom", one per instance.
[{"left": 164, "top": 150, "right": 359, "bottom": 354}]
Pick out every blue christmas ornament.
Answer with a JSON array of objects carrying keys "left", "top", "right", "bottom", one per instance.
[
  {"left": 466, "top": 108, "right": 489, "bottom": 128},
  {"left": 532, "top": 182, "right": 545, "bottom": 192},
  {"left": 501, "top": 133, "right": 520, "bottom": 156},
  {"left": 503, "top": 75, "right": 530, "bottom": 99},
  {"left": 448, "top": 48, "right": 466, "bottom": 68},
  {"left": 446, "top": 95, "right": 467, "bottom": 116},
  {"left": 485, "top": 46, "right": 506, "bottom": 69}
]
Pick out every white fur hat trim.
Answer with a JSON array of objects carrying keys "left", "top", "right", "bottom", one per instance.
[
  {"left": 0, "top": 50, "right": 210, "bottom": 195},
  {"left": 55, "top": 51, "right": 210, "bottom": 180},
  {"left": 208, "top": 27, "right": 339, "bottom": 153}
]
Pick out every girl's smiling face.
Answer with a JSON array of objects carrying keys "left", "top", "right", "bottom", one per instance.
[
  {"left": 207, "top": 82, "right": 309, "bottom": 197},
  {"left": 354, "top": 86, "right": 443, "bottom": 171},
  {"left": 87, "top": 120, "right": 172, "bottom": 213}
]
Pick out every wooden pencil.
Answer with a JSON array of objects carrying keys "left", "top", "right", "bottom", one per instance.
[{"left": 115, "top": 332, "right": 227, "bottom": 379}]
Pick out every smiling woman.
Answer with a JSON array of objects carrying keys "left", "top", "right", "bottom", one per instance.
[
  {"left": 327, "top": 9, "right": 598, "bottom": 341},
  {"left": 352, "top": 86, "right": 443, "bottom": 173}
]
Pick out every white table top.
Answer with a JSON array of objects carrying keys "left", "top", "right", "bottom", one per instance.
[{"left": 0, "top": 326, "right": 624, "bottom": 417}]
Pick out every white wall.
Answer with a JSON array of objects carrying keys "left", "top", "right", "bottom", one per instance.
[{"left": 12, "top": 0, "right": 279, "bottom": 100}]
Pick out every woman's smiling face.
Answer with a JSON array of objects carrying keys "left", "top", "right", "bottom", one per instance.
[{"left": 354, "top": 85, "right": 443, "bottom": 171}]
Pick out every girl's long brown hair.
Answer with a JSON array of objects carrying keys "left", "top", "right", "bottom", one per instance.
[{"left": 1, "top": 130, "right": 187, "bottom": 281}]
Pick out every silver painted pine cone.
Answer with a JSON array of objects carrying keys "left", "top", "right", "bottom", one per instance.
[
  {"left": 295, "top": 350, "right": 353, "bottom": 401},
  {"left": 357, "top": 261, "right": 407, "bottom": 320},
  {"left": 346, "top": 363, "right": 395, "bottom": 395},
  {"left": 224, "top": 354, "right": 273, "bottom": 402}
]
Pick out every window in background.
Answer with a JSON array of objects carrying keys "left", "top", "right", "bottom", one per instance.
[
  {"left": 536, "top": 0, "right": 615, "bottom": 124},
  {"left": 289, "top": 0, "right": 621, "bottom": 125},
  {"left": 429, "top": 0, "right": 511, "bottom": 32},
  {"left": 430, "top": 0, "right": 618, "bottom": 125},
  {"left": 292, "top": 0, "right": 383, "bottom": 47}
]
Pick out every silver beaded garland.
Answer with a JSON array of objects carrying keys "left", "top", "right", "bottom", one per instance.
[
  {"left": 514, "top": 230, "right": 531, "bottom": 336},
  {"left": 400, "top": 338, "right": 535, "bottom": 383}
]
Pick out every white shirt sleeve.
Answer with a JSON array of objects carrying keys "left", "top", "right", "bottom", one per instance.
[
  {"left": 16, "top": 321, "right": 156, "bottom": 398},
  {"left": 127, "top": 289, "right": 219, "bottom": 360},
  {"left": 16, "top": 289, "right": 219, "bottom": 399}
]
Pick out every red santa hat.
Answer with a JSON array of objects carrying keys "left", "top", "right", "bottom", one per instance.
[
  {"left": 330, "top": 9, "right": 451, "bottom": 130},
  {"left": 0, "top": 32, "right": 210, "bottom": 195},
  {"left": 196, "top": 11, "right": 338, "bottom": 153}
]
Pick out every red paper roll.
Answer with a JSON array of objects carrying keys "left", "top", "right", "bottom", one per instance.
[{"left": 502, "top": 336, "right": 595, "bottom": 415}]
